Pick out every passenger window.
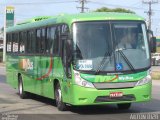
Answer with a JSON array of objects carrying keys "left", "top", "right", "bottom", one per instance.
[
  {"left": 46, "top": 26, "right": 56, "bottom": 54},
  {"left": 53, "top": 26, "right": 60, "bottom": 55},
  {"left": 19, "top": 32, "right": 25, "bottom": 53},
  {"left": 41, "top": 28, "right": 46, "bottom": 53},
  {"left": 36, "top": 29, "right": 41, "bottom": 53},
  {"left": 27, "top": 30, "right": 36, "bottom": 53},
  {"left": 6, "top": 34, "right": 12, "bottom": 53},
  {"left": 12, "top": 33, "right": 19, "bottom": 53},
  {"left": 27, "top": 31, "right": 32, "bottom": 53}
]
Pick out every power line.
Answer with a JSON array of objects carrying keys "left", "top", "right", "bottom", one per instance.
[
  {"left": 89, "top": 1, "right": 160, "bottom": 11},
  {"left": 142, "top": 0, "right": 158, "bottom": 30},
  {"left": 77, "top": 0, "right": 89, "bottom": 13},
  {"left": 130, "top": 1, "right": 142, "bottom": 7},
  {"left": 89, "top": 1, "right": 147, "bottom": 10}
]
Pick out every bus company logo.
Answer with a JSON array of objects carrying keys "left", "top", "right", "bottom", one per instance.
[{"left": 19, "top": 59, "right": 33, "bottom": 71}]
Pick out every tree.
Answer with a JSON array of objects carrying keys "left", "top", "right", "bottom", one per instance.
[{"left": 95, "top": 7, "right": 135, "bottom": 14}]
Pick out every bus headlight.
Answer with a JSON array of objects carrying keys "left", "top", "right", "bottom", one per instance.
[
  {"left": 135, "top": 75, "right": 152, "bottom": 86},
  {"left": 74, "top": 71, "right": 95, "bottom": 88}
]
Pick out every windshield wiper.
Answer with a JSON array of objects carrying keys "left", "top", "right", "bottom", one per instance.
[
  {"left": 95, "top": 51, "right": 111, "bottom": 75},
  {"left": 116, "top": 50, "right": 136, "bottom": 72}
]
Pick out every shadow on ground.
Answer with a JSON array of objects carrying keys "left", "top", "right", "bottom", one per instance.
[{"left": 22, "top": 92, "right": 160, "bottom": 115}]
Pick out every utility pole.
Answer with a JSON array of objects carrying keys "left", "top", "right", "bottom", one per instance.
[
  {"left": 77, "top": 0, "right": 88, "bottom": 13},
  {"left": 142, "top": 0, "right": 158, "bottom": 30}
]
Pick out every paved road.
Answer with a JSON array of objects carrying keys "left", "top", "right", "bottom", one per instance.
[
  {"left": 151, "top": 66, "right": 160, "bottom": 72},
  {"left": 0, "top": 66, "right": 160, "bottom": 120}
]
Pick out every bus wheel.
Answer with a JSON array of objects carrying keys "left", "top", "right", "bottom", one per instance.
[
  {"left": 55, "top": 82, "right": 67, "bottom": 111},
  {"left": 18, "top": 76, "right": 26, "bottom": 99},
  {"left": 117, "top": 103, "right": 131, "bottom": 110}
]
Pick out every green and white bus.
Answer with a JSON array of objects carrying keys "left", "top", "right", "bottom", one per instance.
[{"left": 6, "top": 12, "right": 156, "bottom": 111}]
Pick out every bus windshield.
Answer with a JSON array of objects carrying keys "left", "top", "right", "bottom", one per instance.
[{"left": 72, "top": 21, "right": 150, "bottom": 73}]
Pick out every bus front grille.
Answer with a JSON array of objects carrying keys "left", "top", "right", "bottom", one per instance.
[{"left": 93, "top": 82, "right": 137, "bottom": 89}]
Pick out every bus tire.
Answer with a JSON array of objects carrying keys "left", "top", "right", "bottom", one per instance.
[
  {"left": 18, "top": 76, "right": 26, "bottom": 99},
  {"left": 55, "top": 82, "right": 67, "bottom": 111},
  {"left": 117, "top": 103, "right": 131, "bottom": 110}
]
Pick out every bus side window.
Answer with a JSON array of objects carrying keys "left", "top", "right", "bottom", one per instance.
[
  {"left": 26, "top": 30, "right": 35, "bottom": 54},
  {"left": 41, "top": 28, "right": 46, "bottom": 53},
  {"left": 46, "top": 27, "right": 51, "bottom": 54},
  {"left": 36, "top": 29, "right": 41, "bottom": 53},
  {"left": 19, "top": 32, "right": 25, "bottom": 53},
  {"left": 12, "top": 33, "right": 14, "bottom": 53},
  {"left": 46, "top": 26, "right": 56, "bottom": 54},
  {"left": 27, "top": 31, "right": 32, "bottom": 53},
  {"left": 53, "top": 26, "right": 61, "bottom": 56},
  {"left": 24, "top": 32, "right": 27, "bottom": 53},
  {"left": 50, "top": 27, "right": 56, "bottom": 54},
  {"left": 6, "top": 34, "right": 12, "bottom": 53},
  {"left": 31, "top": 30, "right": 36, "bottom": 53},
  {"left": 15, "top": 33, "right": 19, "bottom": 53},
  {"left": 12, "top": 33, "right": 19, "bottom": 53}
]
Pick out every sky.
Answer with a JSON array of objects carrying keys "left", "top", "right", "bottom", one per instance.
[{"left": 0, "top": 0, "right": 160, "bottom": 36}]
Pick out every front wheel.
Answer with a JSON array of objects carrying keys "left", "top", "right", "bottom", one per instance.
[
  {"left": 18, "top": 76, "right": 26, "bottom": 99},
  {"left": 117, "top": 103, "right": 131, "bottom": 110},
  {"left": 55, "top": 82, "right": 67, "bottom": 111}
]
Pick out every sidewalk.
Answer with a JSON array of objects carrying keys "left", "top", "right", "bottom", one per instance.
[
  {"left": 0, "top": 62, "right": 5, "bottom": 67},
  {"left": 152, "top": 80, "right": 160, "bottom": 86},
  {"left": 0, "top": 62, "right": 5, "bottom": 66}
]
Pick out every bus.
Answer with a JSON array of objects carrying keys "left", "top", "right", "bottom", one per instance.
[{"left": 6, "top": 12, "right": 156, "bottom": 111}]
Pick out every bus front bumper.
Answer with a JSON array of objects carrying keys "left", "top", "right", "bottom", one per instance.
[{"left": 69, "top": 82, "right": 151, "bottom": 105}]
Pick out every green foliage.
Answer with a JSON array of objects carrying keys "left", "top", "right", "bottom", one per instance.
[{"left": 95, "top": 7, "right": 135, "bottom": 14}]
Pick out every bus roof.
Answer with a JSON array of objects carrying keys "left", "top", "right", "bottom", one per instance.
[{"left": 7, "top": 12, "right": 144, "bottom": 33}]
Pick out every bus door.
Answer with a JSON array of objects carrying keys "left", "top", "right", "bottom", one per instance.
[
  {"left": 36, "top": 27, "right": 56, "bottom": 97},
  {"left": 35, "top": 28, "right": 49, "bottom": 95}
]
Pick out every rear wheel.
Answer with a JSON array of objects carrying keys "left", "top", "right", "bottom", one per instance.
[
  {"left": 117, "top": 103, "right": 131, "bottom": 110},
  {"left": 18, "top": 76, "right": 26, "bottom": 99},
  {"left": 55, "top": 82, "right": 67, "bottom": 111}
]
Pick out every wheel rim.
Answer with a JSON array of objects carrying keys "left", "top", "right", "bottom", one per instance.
[
  {"left": 56, "top": 86, "right": 62, "bottom": 105},
  {"left": 19, "top": 81, "right": 23, "bottom": 95}
]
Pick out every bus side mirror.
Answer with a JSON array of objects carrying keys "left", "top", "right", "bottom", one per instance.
[
  {"left": 150, "top": 37, "right": 156, "bottom": 53},
  {"left": 147, "top": 29, "right": 156, "bottom": 53}
]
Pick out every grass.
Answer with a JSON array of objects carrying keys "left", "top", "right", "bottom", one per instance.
[
  {"left": 151, "top": 71, "right": 160, "bottom": 80},
  {"left": 0, "top": 52, "right": 3, "bottom": 56},
  {"left": 157, "top": 47, "right": 160, "bottom": 53}
]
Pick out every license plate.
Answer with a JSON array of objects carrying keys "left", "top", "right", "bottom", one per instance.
[{"left": 110, "top": 92, "right": 123, "bottom": 98}]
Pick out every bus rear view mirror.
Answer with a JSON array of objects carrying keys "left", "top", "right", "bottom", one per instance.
[{"left": 147, "top": 30, "right": 156, "bottom": 53}]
